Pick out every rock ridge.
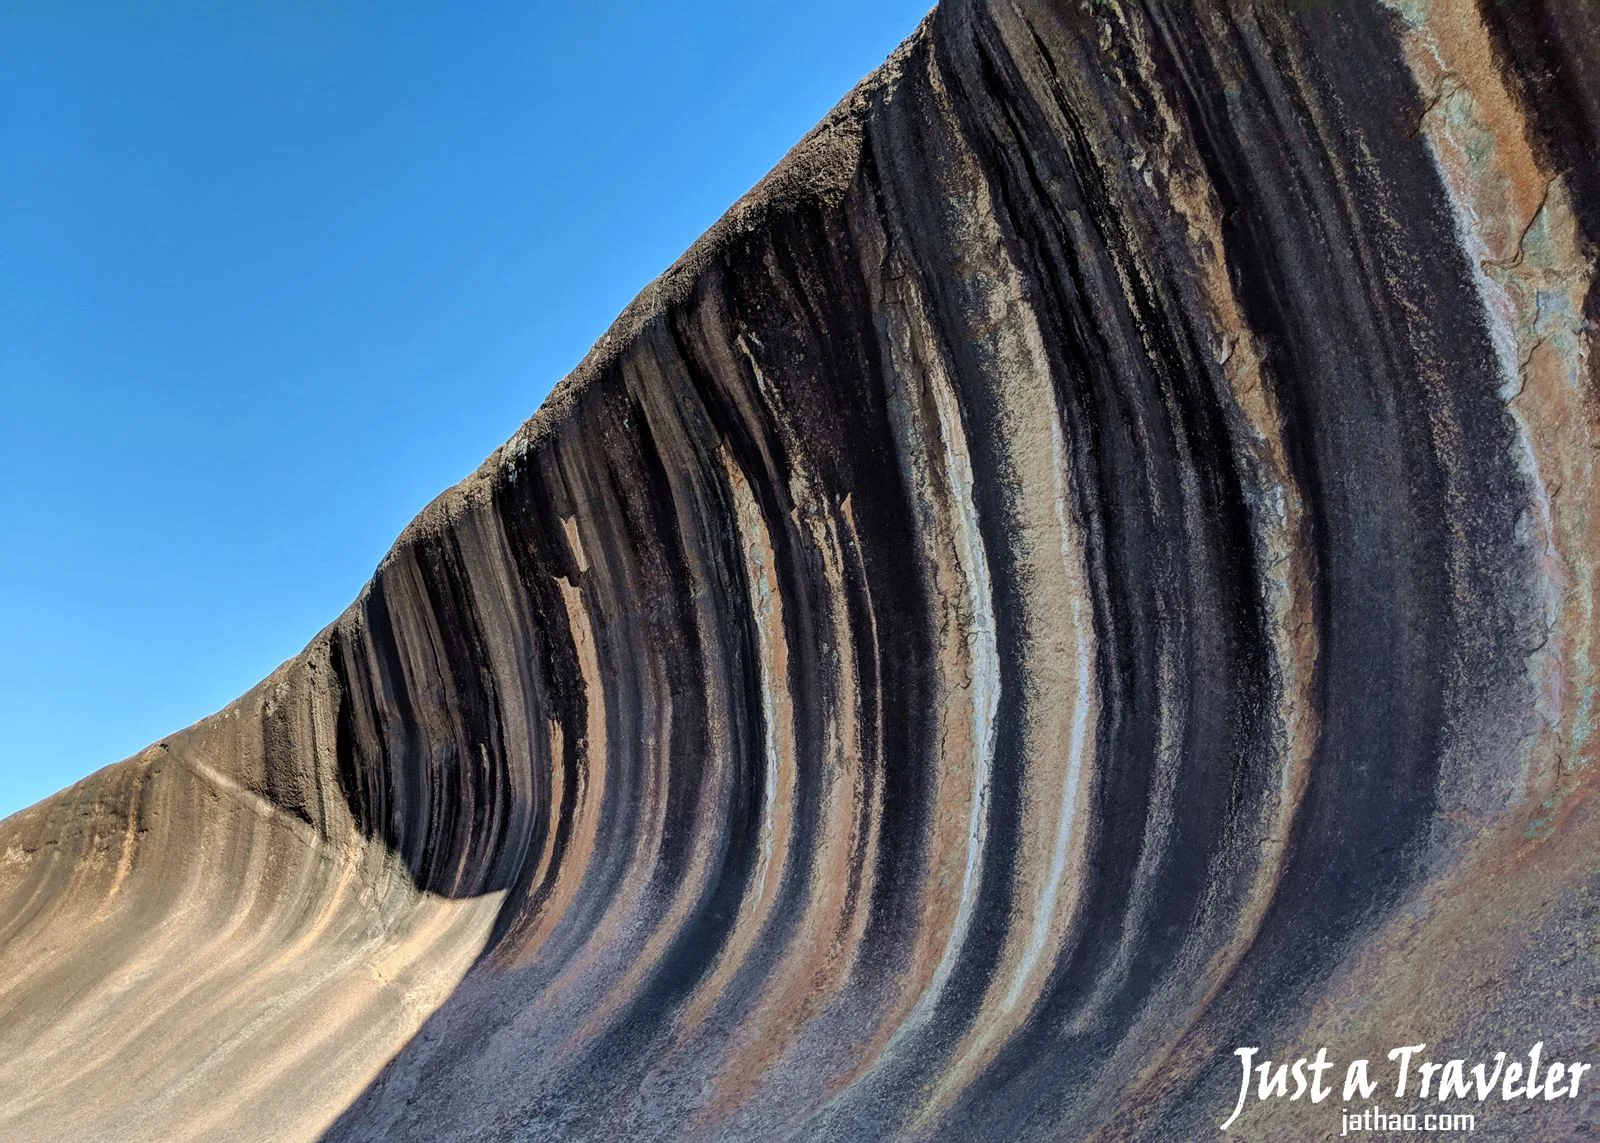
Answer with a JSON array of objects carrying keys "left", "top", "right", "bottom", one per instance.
[{"left": 1, "top": 1, "right": 1596, "bottom": 1139}]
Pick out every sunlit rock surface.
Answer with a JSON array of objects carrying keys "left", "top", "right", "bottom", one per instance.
[{"left": 2, "top": 1, "right": 1596, "bottom": 1139}]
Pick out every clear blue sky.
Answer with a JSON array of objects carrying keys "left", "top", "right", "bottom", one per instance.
[{"left": 0, "top": 0, "right": 931, "bottom": 820}]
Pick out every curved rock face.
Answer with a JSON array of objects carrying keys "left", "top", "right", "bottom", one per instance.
[{"left": 2, "top": 1, "right": 1596, "bottom": 1139}]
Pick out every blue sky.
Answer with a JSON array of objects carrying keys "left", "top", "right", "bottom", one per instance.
[{"left": 0, "top": 0, "right": 931, "bottom": 820}]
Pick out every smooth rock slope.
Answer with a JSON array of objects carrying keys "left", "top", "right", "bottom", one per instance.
[{"left": 2, "top": 1, "right": 1596, "bottom": 1139}]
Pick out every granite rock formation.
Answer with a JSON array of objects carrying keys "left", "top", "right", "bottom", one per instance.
[{"left": 2, "top": 0, "right": 1596, "bottom": 1139}]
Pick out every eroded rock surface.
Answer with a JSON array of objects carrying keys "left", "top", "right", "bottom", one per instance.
[{"left": 2, "top": 1, "right": 1596, "bottom": 1139}]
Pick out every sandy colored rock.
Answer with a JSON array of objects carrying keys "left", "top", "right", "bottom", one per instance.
[{"left": 2, "top": 1, "right": 1596, "bottom": 1139}]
